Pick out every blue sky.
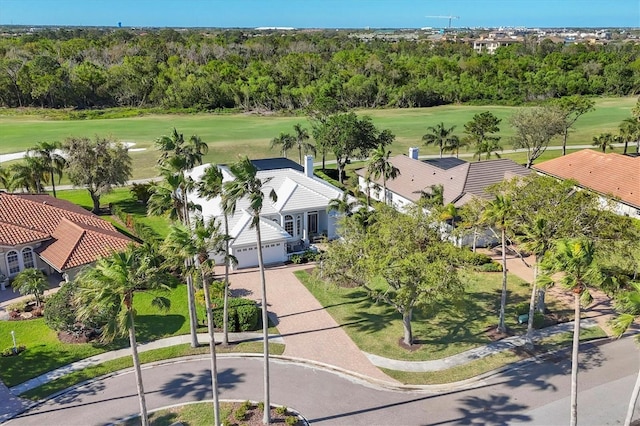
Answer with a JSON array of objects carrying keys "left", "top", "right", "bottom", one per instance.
[{"left": 0, "top": 0, "right": 637, "bottom": 28}]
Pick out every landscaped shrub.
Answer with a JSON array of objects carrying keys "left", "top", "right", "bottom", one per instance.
[
  {"left": 44, "top": 283, "right": 77, "bottom": 333},
  {"left": 211, "top": 298, "right": 259, "bottom": 332},
  {"left": 290, "top": 254, "right": 304, "bottom": 264},
  {"left": 2, "top": 345, "right": 26, "bottom": 357},
  {"left": 462, "top": 251, "right": 493, "bottom": 266},
  {"left": 477, "top": 261, "right": 503, "bottom": 272},
  {"left": 130, "top": 182, "right": 153, "bottom": 205}
]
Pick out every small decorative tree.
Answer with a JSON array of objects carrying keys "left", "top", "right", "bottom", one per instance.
[{"left": 12, "top": 268, "right": 48, "bottom": 307}]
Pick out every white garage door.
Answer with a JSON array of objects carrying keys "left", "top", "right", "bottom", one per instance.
[{"left": 232, "top": 242, "right": 286, "bottom": 269}]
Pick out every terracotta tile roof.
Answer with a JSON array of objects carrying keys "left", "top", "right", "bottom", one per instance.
[
  {"left": 357, "top": 155, "right": 530, "bottom": 206},
  {"left": 37, "top": 218, "right": 132, "bottom": 271},
  {"left": 0, "top": 192, "right": 133, "bottom": 271},
  {"left": 533, "top": 150, "right": 640, "bottom": 208},
  {"left": 0, "top": 222, "right": 50, "bottom": 246}
]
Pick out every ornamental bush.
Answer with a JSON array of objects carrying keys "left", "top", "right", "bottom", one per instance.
[{"left": 210, "top": 297, "right": 259, "bottom": 332}]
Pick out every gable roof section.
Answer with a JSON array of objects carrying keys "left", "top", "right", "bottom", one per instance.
[
  {"left": 357, "top": 156, "right": 530, "bottom": 206},
  {"left": 227, "top": 210, "right": 291, "bottom": 247},
  {"left": 356, "top": 155, "right": 469, "bottom": 205},
  {"left": 0, "top": 192, "right": 133, "bottom": 271},
  {"left": 37, "top": 218, "right": 132, "bottom": 271},
  {"left": 0, "top": 193, "right": 114, "bottom": 235},
  {"left": 463, "top": 159, "right": 532, "bottom": 199},
  {"left": 533, "top": 150, "right": 640, "bottom": 208},
  {"left": 0, "top": 222, "right": 50, "bottom": 246}
]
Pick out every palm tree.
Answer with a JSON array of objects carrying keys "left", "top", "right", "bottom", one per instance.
[
  {"left": 0, "top": 164, "right": 11, "bottom": 191},
  {"left": 12, "top": 268, "right": 48, "bottom": 307},
  {"left": 516, "top": 216, "right": 554, "bottom": 342},
  {"left": 155, "top": 128, "right": 209, "bottom": 349},
  {"left": 270, "top": 132, "right": 295, "bottom": 159},
  {"left": 619, "top": 118, "right": 640, "bottom": 155},
  {"left": 293, "top": 123, "right": 316, "bottom": 165},
  {"left": 328, "top": 192, "right": 358, "bottom": 217},
  {"left": 366, "top": 144, "right": 399, "bottom": 205},
  {"left": 542, "top": 238, "right": 600, "bottom": 426},
  {"left": 611, "top": 282, "right": 640, "bottom": 426},
  {"left": 443, "top": 134, "right": 465, "bottom": 158},
  {"left": 75, "top": 244, "right": 171, "bottom": 426},
  {"left": 473, "top": 139, "right": 503, "bottom": 161},
  {"left": 163, "top": 221, "right": 222, "bottom": 425},
  {"left": 27, "top": 141, "right": 66, "bottom": 198},
  {"left": 417, "top": 184, "right": 445, "bottom": 209},
  {"left": 422, "top": 122, "right": 457, "bottom": 159},
  {"left": 10, "top": 156, "right": 49, "bottom": 193},
  {"left": 197, "top": 164, "right": 235, "bottom": 346},
  {"left": 592, "top": 132, "right": 615, "bottom": 153},
  {"left": 482, "top": 195, "right": 514, "bottom": 333},
  {"left": 222, "top": 156, "right": 277, "bottom": 425}
]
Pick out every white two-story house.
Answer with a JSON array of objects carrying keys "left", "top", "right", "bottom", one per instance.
[{"left": 189, "top": 156, "right": 347, "bottom": 269}]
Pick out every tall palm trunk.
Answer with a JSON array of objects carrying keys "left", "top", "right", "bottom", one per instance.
[
  {"left": 255, "top": 223, "right": 271, "bottom": 424},
  {"left": 128, "top": 310, "right": 149, "bottom": 426},
  {"left": 202, "top": 275, "right": 221, "bottom": 425},
  {"left": 222, "top": 214, "right": 231, "bottom": 346},
  {"left": 181, "top": 186, "right": 199, "bottom": 348},
  {"left": 49, "top": 170, "right": 57, "bottom": 198},
  {"left": 497, "top": 227, "right": 507, "bottom": 333},
  {"left": 624, "top": 359, "right": 640, "bottom": 426},
  {"left": 570, "top": 291, "right": 581, "bottom": 426}
]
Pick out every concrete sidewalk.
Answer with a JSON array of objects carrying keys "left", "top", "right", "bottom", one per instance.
[
  {"left": 9, "top": 331, "right": 284, "bottom": 396},
  {"left": 365, "top": 318, "right": 599, "bottom": 372}
]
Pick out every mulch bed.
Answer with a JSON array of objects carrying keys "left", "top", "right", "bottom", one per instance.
[{"left": 57, "top": 330, "right": 99, "bottom": 344}]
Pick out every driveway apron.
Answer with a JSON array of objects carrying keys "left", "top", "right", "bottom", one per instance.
[{"left": 221, "top": 263, "right": 397, "bottom": 383}]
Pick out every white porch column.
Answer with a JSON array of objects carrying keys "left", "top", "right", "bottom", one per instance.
[{"left": 303, "top": 212, "right": 309, "bottom": 243}]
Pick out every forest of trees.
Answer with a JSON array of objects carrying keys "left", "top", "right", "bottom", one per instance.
[{"left": 0, "top": 27, "right": 639, "bottom": 111}]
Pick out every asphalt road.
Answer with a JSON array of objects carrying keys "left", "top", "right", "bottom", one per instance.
[{"left": 7, "top": 337, "right": 640, "bottom": 426}]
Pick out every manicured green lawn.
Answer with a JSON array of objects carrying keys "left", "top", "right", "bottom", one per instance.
[
  {"left": 0, "top": 285, "right": 198, "bottom": 387},
  {"left": 1, "top": 97, "right": 634, "bottom": 167},
  {"left": 295, "top": 269, "right": 571, "bottom": 362},
  {"left": 55, "top": 187, "right": 171, "bottom": 239}
]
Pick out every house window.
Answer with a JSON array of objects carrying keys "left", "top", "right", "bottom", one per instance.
[
  {"left": 308, "top": 211, "right": 318, "bottom": 234},
  {"left": 296, "top": 215, "right": 302, "bottom": 237},
  {"left": 7, "top": 251, "right": 19, "bottom": 275},
  {"left": 22, "top": 248, "right": 35, "bottom": 269},
  {"left": 284, "top": 214, "right": 294, "bottom": 236}
]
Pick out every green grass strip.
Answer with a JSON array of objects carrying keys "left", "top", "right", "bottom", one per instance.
[{"left": 20, "top": 342, "right": 284, "bottom": 401}]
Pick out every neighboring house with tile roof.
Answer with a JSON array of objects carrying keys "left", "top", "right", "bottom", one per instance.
[
  {"left": 188, "top": 156, "right": 347, "bottom": 269},
  {"left": 356, "top": 147, "right": 531, "bottom": 211},
  {"left": 0, "top": 192, "right": 133, "bottom": 285},
  {"left": 533, "top": 149, "right": 640, "bottom": 219}
]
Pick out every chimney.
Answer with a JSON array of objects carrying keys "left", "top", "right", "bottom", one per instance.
[
  {"left": 409, "top": 147, "right": 419, "bottom": 160},
  {"left": 304, "top": 155, "right": 314, "bottom": 177}
]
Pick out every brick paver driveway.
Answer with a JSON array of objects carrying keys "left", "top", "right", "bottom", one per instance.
[{"left": 220, "top": 263, "right": 397, "bottom": 383}]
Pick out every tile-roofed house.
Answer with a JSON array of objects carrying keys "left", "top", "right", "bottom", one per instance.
[
  {"left": 356, "top": 148, "right": 531, "bottom": 211},
  {"left": 533, "top": 149, "right": 640, "bottom": 219},
  {"left": 188, "top": 155, "right": 347, "bottom": 269},
  {"left": 0, "top": 192, "right": 133, "bottom": 284}
]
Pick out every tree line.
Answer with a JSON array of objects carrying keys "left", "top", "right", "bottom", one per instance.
[{"left": 1, "top": 28, "right": 639, "bottom": 111}]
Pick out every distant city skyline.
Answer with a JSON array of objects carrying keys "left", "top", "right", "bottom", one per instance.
[{"left": 0, "top": 0, "right": 638, "bottom": 29}]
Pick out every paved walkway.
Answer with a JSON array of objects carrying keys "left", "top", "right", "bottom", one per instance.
[{"left": 365, "top": 318, "right": 598, "bottom": 372}]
